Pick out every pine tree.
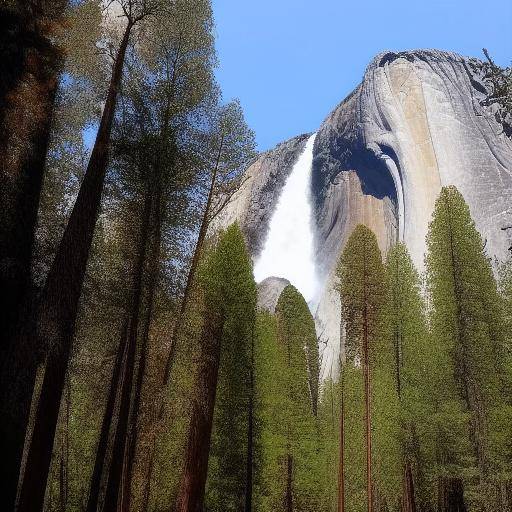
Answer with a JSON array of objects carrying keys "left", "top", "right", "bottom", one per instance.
[
  {"left": 426, "top": 185, "right": 511, "bottom": 510},
  {"left": 205, "top": 225, "right": 257, "bottom": 511},
  {"left": 274, "top": 285, "right": 322, "bottom": 511},
  {"left": 337, "top": 224, "right": 386, "bottom": 512},
  {"left": 175, "top": 223, "right": 256, "bottom": 511},
  {"left": 382, "top": 243, "right": 434, "bottom": 511}
]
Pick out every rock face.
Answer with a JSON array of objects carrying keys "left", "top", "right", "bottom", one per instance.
[
  {"left": 256, "top": 277, "right": 291, "bottom": 313},
  {"left": 214, "top": 49, "right": 512, "bottom": 378}
]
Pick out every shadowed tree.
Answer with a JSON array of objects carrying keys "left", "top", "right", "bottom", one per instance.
[{"left": 8, "top": 3, "right": 161, "bottom": 510}]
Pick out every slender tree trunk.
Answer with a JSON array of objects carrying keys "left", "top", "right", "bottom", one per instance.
[
  {"left": 402, "top": 461, "right": 416, "bottom": 512},
  {"left": 174, "top": 310, "right": 224, "bottom": 512},
  {"left": 14, "top": 20, "right": 134, "bottom": 512},
  {"left": 59, "top": 377, "right": 70, "bottom": 512},
  {"left": 85, "top": 321, "right": 128, "bottom": 512},
  {"left": 161, "top": 136, "right": 224, "bottom": 390},
  {"left": 362, "top": 256, "right": 373, "bottom": 512},
  {"left": 101, "top": 177, "right": 155, "bottom": 512},
  {"left": 141, "top": 436, "right": 156, "bottom": 512},
  {"left": 120, "top": 178, "right": 163, "bottom": 512},
  {"left": 337, "top": 373, "right": 345, "bottom": 512}
]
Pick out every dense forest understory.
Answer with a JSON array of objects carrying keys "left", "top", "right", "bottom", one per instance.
[{"left": 0, "top": 1, "right": 512, "bottom": 511}]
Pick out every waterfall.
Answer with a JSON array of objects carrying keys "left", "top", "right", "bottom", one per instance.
[{"left": 254, "top": 133, "right": 318, "bottom": 305}]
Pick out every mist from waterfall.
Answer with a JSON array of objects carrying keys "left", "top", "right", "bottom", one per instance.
[{"left": 254, "top": 133, "right": 318, "bottom": 305}]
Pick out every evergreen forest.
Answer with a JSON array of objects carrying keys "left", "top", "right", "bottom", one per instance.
[{"left": 0, "top": 1, "right": 511, "bottom": 512}]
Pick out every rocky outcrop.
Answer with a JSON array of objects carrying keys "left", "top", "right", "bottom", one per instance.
[
  {"left": 211, "top": 133, "right": 310, "bottom": 257},
  {"left": 215, "top": 49, "right": 512, "bottom": 378},
  {"left": 256, "top": 276, "right": 290, "bottom": 313}
]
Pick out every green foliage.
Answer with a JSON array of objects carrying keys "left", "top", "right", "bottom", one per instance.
[
  {"left": 382, "top": 243, "right": 438, "bottom": 510},
  {"left": 426, "top": 185, "right": 512, "bottom": 510},
  {"left": 337, "top": 224, "right": 386, "bottom": 363},
  {"left": 205, "top": 224, "right": 257, "bottom": 511},
  {"left": 252, "top": 286, "right": 322, "bottom": 510}
]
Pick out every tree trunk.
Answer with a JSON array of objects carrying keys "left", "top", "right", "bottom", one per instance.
[
  {"left": 141, "top": 437, "right": 156, "bottom": 512},
  {"left": 174, "top": 309, "right": 224, "bottom": 512},
  {"left": 245, "top": 328, "right": 255, "bottom": 512},
  {"left": 120, "top": 178, "right": 163, "bottom": 512},
  {"left": 363, "top": 301, "right": 373, "bottom": 512},
  {"left": 15, "top": 20, "right": 133, "bottom": 512},
  {"left": 0, "top": 1, "right": 64, "bottom": 350},
  {"left": 101, "top": 177, "right": 155, "bottom": 512},
  {"left": 161, "top": 136, "right": 224, "bottom": 390},
  {"left": 0, "top": 3, "right": 65, "bottom": 507},
  {"left": 402, "top": 461, "right": 416, "bottom": 512},
  {"left": 85, "top": 321, "right": 128, "bottom": 512}
]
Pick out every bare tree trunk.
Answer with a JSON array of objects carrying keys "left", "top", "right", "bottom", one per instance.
[
  {"left": 0, "top": 3, "right": 65, "bottom": 507},
  {"left": 174, "top": 309, "right": 224, "bottom": 512},
  {"left": 160, "top": 136, "right": 224, "bottom": 390},
  {"left": 14, "top": 20, "right": 134, "bottom": 512},
  {"left": 85, "top": 321, "right": 128, "bottom": 512}
]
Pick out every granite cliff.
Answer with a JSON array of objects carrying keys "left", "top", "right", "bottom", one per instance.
[{"left": 213, "top": 49, "right": 512, "bottom": 378}]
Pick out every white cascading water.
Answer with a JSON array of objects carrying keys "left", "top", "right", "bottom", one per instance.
[{"left": 254, "top": 133, "right": 318, "bottom": 305}]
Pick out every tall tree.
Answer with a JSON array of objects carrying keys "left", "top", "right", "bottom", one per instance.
[
  {"left": 174, "top": 223, "right": 256, "bottom": 512},
  {"left": 160, "top": 99, "right": 256, "bottom": 392},
  {"left": 204, "top": 226, "right": 257, "bottom": 511},
  {"left": 381, "top": 243, "right": 429, "bottom": 512},
  {"left": 426, "top": 185, "right": 512, "bottom": 511},
  {"left": 0, "top": 0, "right": 67, "bottom": 349},
  {"left": 337, "top": 224, "right": 386, "bottom": 512},
  {"left": 274, "top": 285, "right": 322, "bottom": 511},
  {"left": 9, "top": 3, "right": 160, "bottom": 510}
]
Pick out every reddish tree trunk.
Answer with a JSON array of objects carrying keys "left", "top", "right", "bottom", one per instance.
[
  {"left": 15, "top": 20, "right": 133, "bottom": 512},
  {"left": 174, "top": 310, "right": 224, "bottom": 512},
  {"left": 402, "top": 461, "right": 416, "bottom": 512},
  {"left": 0, "top": 3, "right": 65, "bottom": 507}
]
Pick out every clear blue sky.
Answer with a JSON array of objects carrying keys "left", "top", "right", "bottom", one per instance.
[{"left": 212, "top": 0, "right": 512, "bottom": 151}]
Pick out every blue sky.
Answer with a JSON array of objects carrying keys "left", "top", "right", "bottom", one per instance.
[{"left": 212, "top": 0, "right": 512, "bottom": 151}]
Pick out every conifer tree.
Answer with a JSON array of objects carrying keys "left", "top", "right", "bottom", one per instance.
[
  {"left": 426, "top": 185, "right": 512, "bottom": 510},
  {"left": 252, "top": 310, "right": 287, "bottom": 511},
  {"left": 337, "top": 224, "right": 386, "bottom": 512},
  {"left": 274, "top": 285, "right": 322, "bottom": 511},
  {"left": 175, "top": 223, "right": 256, "bottom": 512},
  {"left": 382, "top": 243, "right": 434, "bottom": 511},
  {"left": 205, "top": 225, "right": 257, "bottom": 511}
]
